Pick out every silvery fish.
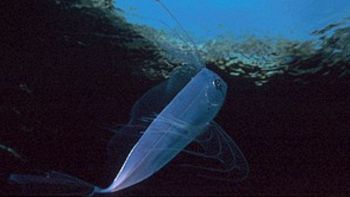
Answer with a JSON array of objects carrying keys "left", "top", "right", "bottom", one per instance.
[{"left": 8, "top": 0, "right": 248, "bottom": 195}]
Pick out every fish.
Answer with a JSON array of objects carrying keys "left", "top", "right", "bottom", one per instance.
[
  {"left": 101, "top": 67, "right": 227, "bottom": 193},
  {"left": 9, "top": 66, "right": 248, "bottom": 195},
  {"left": 8, "top": 0, "right": 248, "bottom": 195}
]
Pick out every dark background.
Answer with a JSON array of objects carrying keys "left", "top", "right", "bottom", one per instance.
[{"left": 1, "top": 0, "right": 349, "bottom": 196}]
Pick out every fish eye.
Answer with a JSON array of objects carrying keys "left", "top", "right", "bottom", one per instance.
[{"left": 213, "top": 79, "right": 222, "bottom": 90}]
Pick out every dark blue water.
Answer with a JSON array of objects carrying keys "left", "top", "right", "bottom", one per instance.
[{"left": 117, "top": 0, "right": 350, "bottom": 41}]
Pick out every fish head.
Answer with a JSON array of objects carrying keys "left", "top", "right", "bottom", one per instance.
[{"left": 205, "top": 73, "right": 227, "bottom": 108}]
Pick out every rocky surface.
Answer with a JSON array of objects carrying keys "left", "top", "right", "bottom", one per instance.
[{"left": 135, "top": 19, "right": 350, "bottom": 86}]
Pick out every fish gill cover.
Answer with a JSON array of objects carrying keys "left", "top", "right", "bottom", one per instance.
[{"left": 1, "top": 0, "right": 350, "bottom": 196}]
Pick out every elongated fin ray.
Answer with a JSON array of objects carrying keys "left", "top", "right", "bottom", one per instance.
[
  {"left": 180, "top": 121, "right": 249, "bottom": 182},
  {"left": 154, "top": 0, "right": 203, "bottom": 70}
]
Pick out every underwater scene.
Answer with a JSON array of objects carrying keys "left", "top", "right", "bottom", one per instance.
[{"left": 1, "top": 0, "right": 350, "bottom": 196}]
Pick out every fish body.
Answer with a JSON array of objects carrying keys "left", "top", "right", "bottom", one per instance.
[{"left": 100, "top": 68, "right": 227, "bottom": 192}]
